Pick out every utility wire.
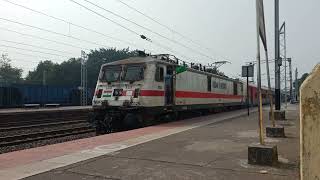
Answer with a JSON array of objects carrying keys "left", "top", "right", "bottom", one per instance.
[
  {"left": 4, "top": 57, "right": 41, "bottom": 64},
  {"left": 69, "top": 0, "right": 140, "bottom": 36},
  {"left": 0, "top": 27, "right": 91, "bottom": 51},
  {"left": 0, "top": 27, "right": 156, "bottom": 61},
  {"left": 1, "top": 40, "right": 72, "bottom": 55},
  {"left": 117, "top": 0, "right": 175, "bottom": 35},
  {"left": 151, "top": 39, "right": 195, "bottom": 63},
  {"left": 246, "top": 59, "right": 276, "bottom": 65},
  {"left": 68, "top": 0, "right": 192, "bottom": 61},
  {"left": 117, "top": 0, "right": 228, "bottom": 61},
  {"left": 82, "top": 0, "right": 216, "bottom": 60},
  {"left": 0, "top": 0, "right": 152, "bottom": 52},
  {"left": 0, "top": 51, "right": 40, "bottom": 63},
  {"left": 0, "top": 44, "right": 73, "bottom": 58},
  {"left": 70, "top": 0, "right": 216, "bottom": 61},
  {"left": 0, "top": 49, "right": 62, "bottom": 61},
  {"left": 0, "top": 17, "right": 112, "bottom": 49}
]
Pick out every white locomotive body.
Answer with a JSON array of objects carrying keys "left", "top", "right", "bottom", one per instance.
[{"left": 90, "top": 53, "right": 268, "bottom": 133}]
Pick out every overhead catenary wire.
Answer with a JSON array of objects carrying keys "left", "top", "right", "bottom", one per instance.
[
  {"left": 0, "top": 30, "right": 193, "bottom": 65},
  {"left": 0, "top": 27, "right": 91, "bottom": 51},
  {"left": 0, "top": 49, "right": 63, "bottom": 61},
  {"left": 0, "top": 44, "right": 73, "bottom": 58},
  {"left": 0, "top": 50, "right": 49, "bottom": 65},
  {"left": 70, "top": 0, "right": 217, "bottom": 61},
  {"left": 245, "top": 58, "right": 276, "bottom": 65},
  {"left": 116, "top": 0, "right": 229, "bottom": 61},
  {"left": 3, "top": 57, "right": 41, "bottom": 64},
  {"left": 69, "top": 0, "right": 140, "bottom": 36},
  {"left": 1, "top": 3, "right": 212, "bottom": 69},
  {"left": 0, "top": 26, "right": 156, "bottom": 59},
  {"left": 151, "top": 39, "right": 197, "bottom": 64},
  {"left": 0, "top": 17, "right": 113, "bottom": 49},
  {"left": 82, "top": 0, "right": 217, "bottom": 61},
  {"left": 0, "top": 0, "right": 153, "bottom": 52},
  {"left": 1, "top": 39, "right": 72, "bottom": 55}
]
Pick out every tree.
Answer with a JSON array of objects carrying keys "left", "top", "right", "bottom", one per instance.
[
  {"left": 86, "top": 48, "right": 136, "bottom": 87},
  {"left": 293, "top": 73, "right": 309, "bottom": 92},
  {"left": 0, "top": 54, "right": 23, "bottom": 83},
  {"left": 298, "top": 73, "right": 309, "bottom": 94},
  {"left": 25, "top": 48, "right": 136, "bottom": 87},
  {"left": 299, "top": 73, "right": 309, "bottom": 87},
  {"left": 205, "top": 67, "right": 227, "bottom": 77},
  {"left": 25, "top": 60, "right": 60, "bottom": 85}
]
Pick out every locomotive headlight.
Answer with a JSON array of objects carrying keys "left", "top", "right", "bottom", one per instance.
[{"left": 126, "top": 90, "right": 133, "bottom": 96}]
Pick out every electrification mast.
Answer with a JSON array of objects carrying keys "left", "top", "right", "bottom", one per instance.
[
  {"left": 81, "top": 50, "right": 88, "bottom": 106},
  {"left": 274, "top": 0, "right": 281, "bottom": 110}
]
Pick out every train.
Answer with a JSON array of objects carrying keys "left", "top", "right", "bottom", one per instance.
[
  {"left": 90, "top": 52, "right": 274, "bottom": 133},
  {"left": 0, "top": 83, "right": 94, "bottom": 108}
]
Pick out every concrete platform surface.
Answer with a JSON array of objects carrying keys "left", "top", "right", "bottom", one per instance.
[{"left": 0, "top": 105, "right": 299, "bottom": 180}]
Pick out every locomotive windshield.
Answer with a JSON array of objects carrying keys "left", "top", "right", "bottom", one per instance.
[
  {"left": 100, "top": 64, "right": 144, "bottom": 82},
  {"left": 124, "top": 65, "right": 144, "bottom": 81},
  {"left": 100, "top": 65, "right": 121, "bottom": 82}
]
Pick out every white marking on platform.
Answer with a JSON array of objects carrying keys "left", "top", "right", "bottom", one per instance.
[
  {"left": 0, "top": 109, "right": 257, "bottom": 180},
  {"left": 236, "top": 130, "right": 259, "bottom": 138},
  {"left": 278, "top": 156, "right": 290, "bottom": 163},
  {"left": 265, "top": 138, "right": 280, "bottom": 143}
]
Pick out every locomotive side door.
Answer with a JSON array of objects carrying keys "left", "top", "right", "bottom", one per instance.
[{"left": 165, "top": 66, "right": 174, "bottom": 106}]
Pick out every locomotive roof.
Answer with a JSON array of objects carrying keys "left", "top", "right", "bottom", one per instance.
[
  {"left": 102, "top": 56, "right": 240, "bottom": 82},
  {"left": 101, "top": 56, "right": 271, "bottom": 90},
  {"left": 102, "top": 56, "right": 163, "bottom": 66}
]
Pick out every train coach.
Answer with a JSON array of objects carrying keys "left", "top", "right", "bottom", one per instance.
[
  {"left": 90, "top": 52, "right": 272, "bottom": 133},
  {"left": 0, "top": 84, "right": 94, "bottom": 107}
]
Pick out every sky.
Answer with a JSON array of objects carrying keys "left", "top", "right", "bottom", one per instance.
[{"left": 0, "top": 0, "right": 319, "bottom": 88}]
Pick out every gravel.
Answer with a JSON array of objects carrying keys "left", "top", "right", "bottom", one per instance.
[
  {"left": 0, "top": 132, "right": 96, "bottom": 154},
  {"left": 0, "top": 122, "right": 91, "bottom": 137}
]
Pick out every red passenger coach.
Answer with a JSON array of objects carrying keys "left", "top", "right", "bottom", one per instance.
[{"left": 90, "top": 52, "right": 269, "bottom": 133}]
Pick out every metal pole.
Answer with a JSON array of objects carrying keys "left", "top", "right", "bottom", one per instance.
[
  {"left": 295, "top": 68, "right": 298, "bottom": 101},
  {"left": 42, "top": 70, "right": 47, "bottom": 106},
  {"left": 81, "top": 50, "right": 88, "bottom": 106},
  {"left": 288, "top": 58, "right": 293, "bottom": 101},
  {"left": 275, "top": 0, "right": 281, "bottom": 110},
  {"left": 85, "top": 57, "right": 88, "bottom": 105},
  {"left": 283, "top": 23, "right": 287, "bottom": 108},
  {"left": 256, "top": 0, "right": 264, "bottom": 145},
  {"left": 42, "top": 70, "right": 47, "bottom": 86},
  {"left": 265, "top": 50, "right": 275, "bottom": 127},
  {"left": 81, "top": 53, "right": 83, "bottom": 106},
  {"left": 247, "top": 67, "right": 249, "bottom": 116}
]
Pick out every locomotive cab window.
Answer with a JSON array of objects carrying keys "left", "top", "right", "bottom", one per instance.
[
  {"left": 233, "top": 82, "right": 238, "bottom": 95},
  {"left": 167, "top": 66, "right": 174, "bottom": 75},
  {"left": 100, "top": 65, "right": 121, "bottom": 82},
  {"left": 155, "top": 66, "right": 164, "bottom": 82},
  {"left": 207, "top": 76, "right": 212, "bottom": 92},
  {"left": 124, "top": 64, "right": 144, "bottom": 82}
]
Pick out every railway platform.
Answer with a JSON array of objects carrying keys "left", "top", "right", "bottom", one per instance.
[{"left": 0, "top": 105, "right": 299, "bottom": 180}]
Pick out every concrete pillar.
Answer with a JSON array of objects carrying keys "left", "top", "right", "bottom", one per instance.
[{"left": 300, "top": 64, "right": 320, "bottom": 180}]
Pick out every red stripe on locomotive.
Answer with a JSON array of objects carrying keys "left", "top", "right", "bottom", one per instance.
[{"left": 139, "top": 90, "right": 242, "bottom": 99}]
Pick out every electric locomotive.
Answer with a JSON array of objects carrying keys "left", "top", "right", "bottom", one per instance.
[{"left": 90, "top": 52, "right": 270, "bottom": 133}]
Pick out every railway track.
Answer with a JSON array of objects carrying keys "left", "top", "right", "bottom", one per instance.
[
  {"left": 0, "top": 124, "right": 94, "bottom": 147},
  {"left": 0, "top": 119, "right": 89, "bottom": 131},
  {"left": 0, "top": 110, "right": 95, "bottom": 150}
]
